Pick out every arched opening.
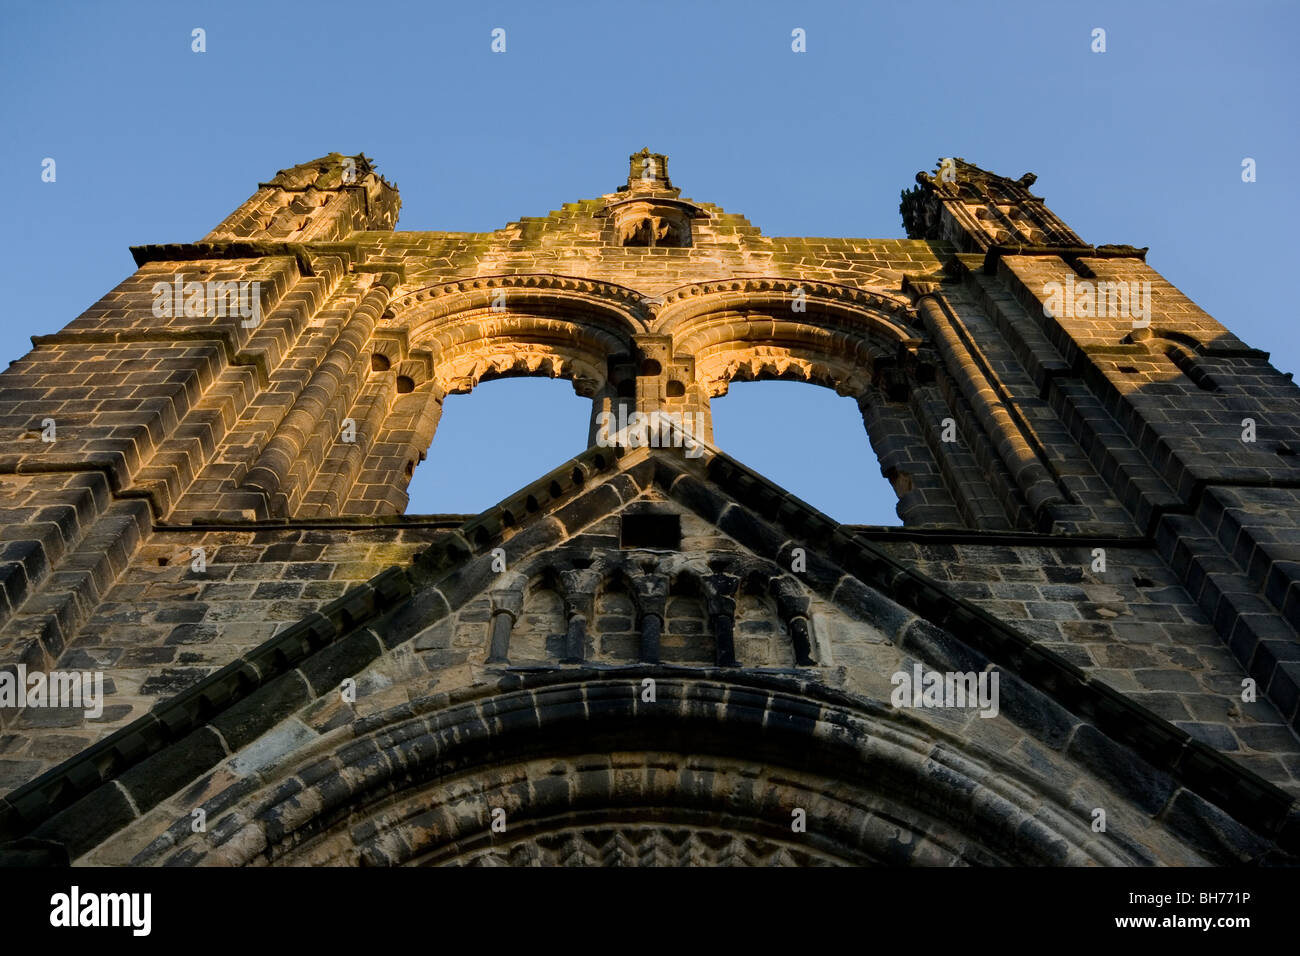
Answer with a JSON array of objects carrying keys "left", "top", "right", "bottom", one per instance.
[
  {"left": 710, "top": 381, "right": 902, "bottom": 525},
  {"left": 511, "top": 581, "right": 565, "bottom": 662},
  {"left": 736, "top": 589, "right": 795, "bottom": 668},
  {"left": 404, "top": 378, "right": 591, "bottom": 514},
  {"left": 594, "top": 578, "right": 638, "bottom": 661},
  {"left": 662, "top": 572, "right": 712, "bottom": 664}
]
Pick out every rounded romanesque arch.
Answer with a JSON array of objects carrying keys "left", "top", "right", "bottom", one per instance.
[
  {"left": 133, "top": 672, "right": 1144, "bottom": 867},
  {"left": 644, "top": 279, "right": 966, "bottom": 526},
  {"left": 650, "top": 277, "right": 921, "bottom": 399},
  {"left": 297, "top": 276, "right": 647, "bottom": 516},
  {"left": 393, "top": 274, "right": 647, "bottom": 398}
]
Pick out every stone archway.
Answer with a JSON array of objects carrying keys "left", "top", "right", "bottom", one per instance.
[
  {"left": 241, "top": 272, "right": 1006, "bottom": 526},
  {"left": 397, "top": 275, "right": 647, "bottom": 398},
  {"left": 315, "top": 277, "right": 646, "bottom": 515},
  {"left": 138, "top": 672, "right": 1140, "bottom": 867},
  {"left": 649, "top": 280, "right": 965, "bottom": 525}
]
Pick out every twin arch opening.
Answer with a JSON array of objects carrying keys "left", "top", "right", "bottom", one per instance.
[{"left": 375, "top": 279, "right": 938, "bottom": 521}]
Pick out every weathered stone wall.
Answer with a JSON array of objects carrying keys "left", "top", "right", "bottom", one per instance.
[
  {"left": 870, "top": 536, "right": 1300, "bottom": 792},
  {"left": 2, "top": 151, "right": 1299, "bottom": 866},
  {"left": 58, "top": 451, "right": 1266, "bottom": 867},
  {"left": 0, "top": 523, "right": 445, "bottom": 791}
]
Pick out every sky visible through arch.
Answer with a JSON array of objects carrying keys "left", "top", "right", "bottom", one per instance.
[
  {"left": 415, "top": 377, "right": 892, "bottom": 523},
  {"left": 3, "top": 0, "right": 1296, "bottom": 523}
]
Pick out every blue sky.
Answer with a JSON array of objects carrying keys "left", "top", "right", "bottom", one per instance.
[{"left": 3, "top": 0, "right": 1297, "bottom": 523}]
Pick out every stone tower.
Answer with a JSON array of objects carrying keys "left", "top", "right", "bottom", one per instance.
[{"left": 0, "top": 150, "right": 1297, "bottom": 866}]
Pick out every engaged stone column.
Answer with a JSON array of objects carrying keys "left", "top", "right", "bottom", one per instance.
[
  {"left": 773, "top": 577, "right": 816, "bottom": 666},
  {"left": 559, "top": 568, "right": 600, "bottom": 663},
  {"left": 631, "top": 562, "right": 668, "bottom": 664},
  {"left": 639, "top": 613, "right": 663, "bottom": 664},
  {"left": 787, "top": 616, "right": 815, "bottom": 666},
  {"left": 486, "top": 578, "right": 526, "bottom": 664},
  {"left": 704, "top": 571, "right": 739, "bottom": 667}
]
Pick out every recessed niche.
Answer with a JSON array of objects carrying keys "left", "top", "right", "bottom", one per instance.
[{"left": 612, "top": 202, "right": 693, "bottom": 248}]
